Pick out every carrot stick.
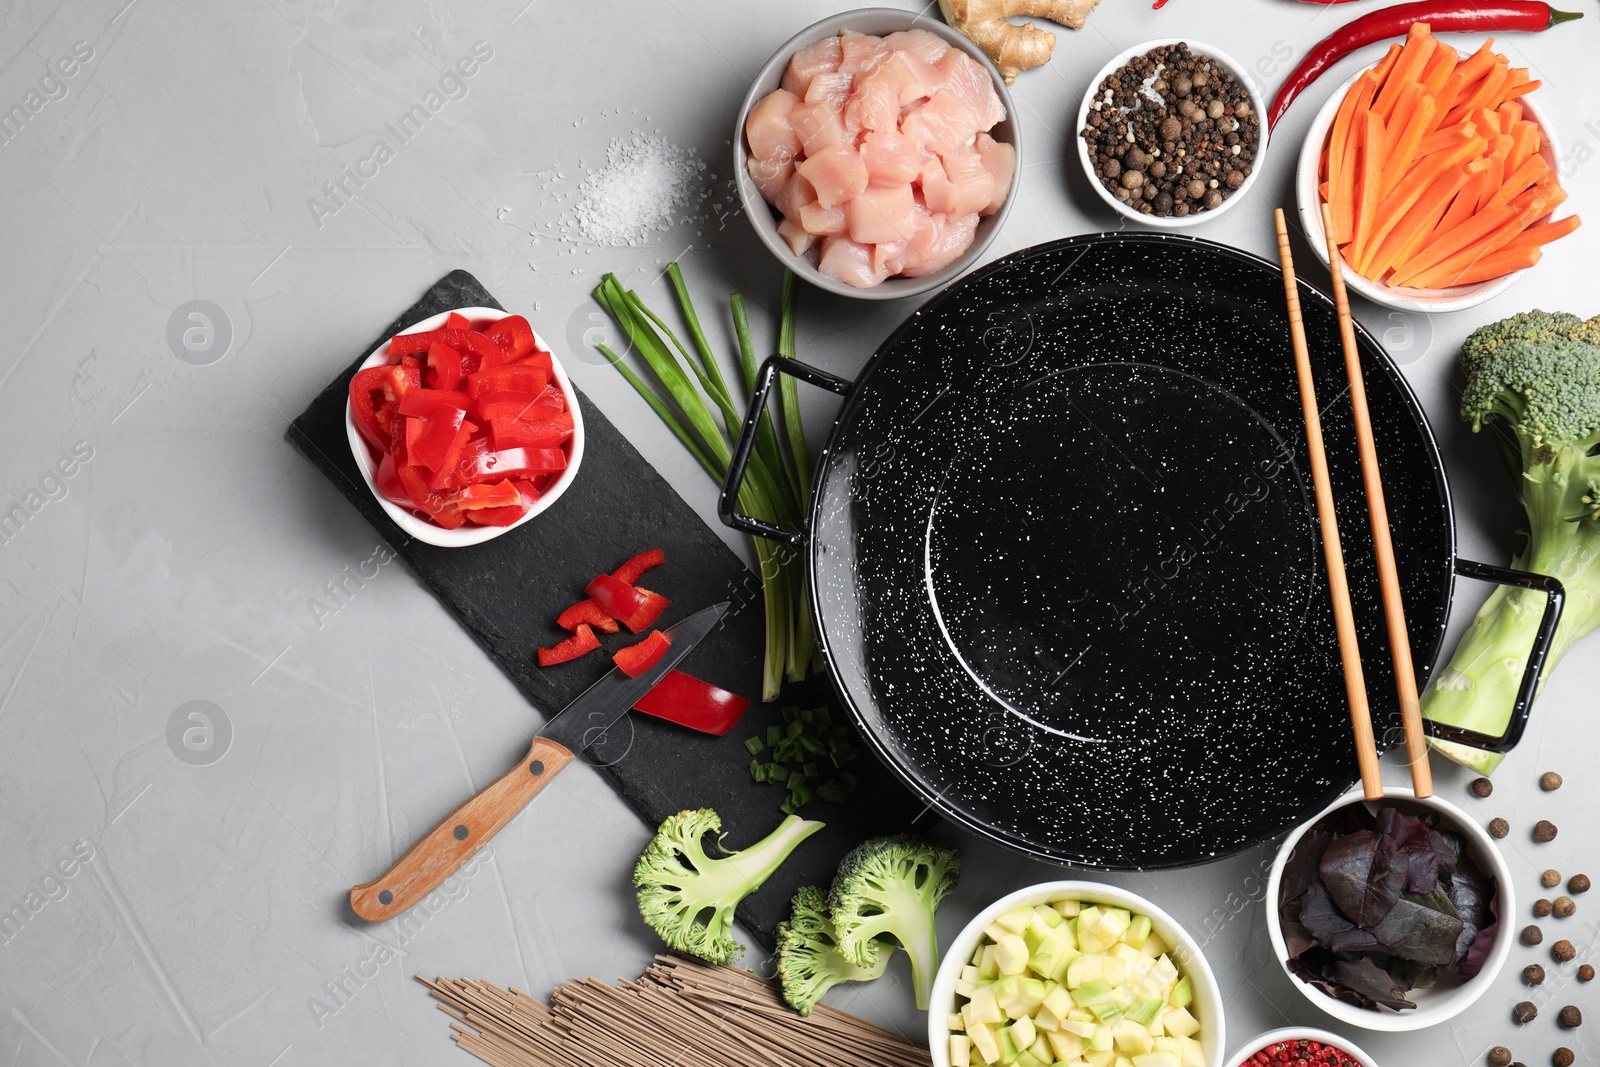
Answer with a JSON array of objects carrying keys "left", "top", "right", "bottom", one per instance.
[
  {"left": 1485, "top": 153, "right": 1551, "bottom": 211},
  {"left": 1395, "top": 183, "right": 1565, "bottom": 284},
  {"left": 1418, "top": 120, "right": 1478, "bottom": 156},
  {"left": 1419, "top": 43, "right": 1458, "bottom": 102},
  {"left": 1359, "top": 124, "right": 1479, "bottom": 274},
  {"left": 1368, "top": 42, "right": 1405, "bottom": 88},
  {"left": 1326, "top": 71, "right": 1378, "bottom": 247},
  {"left": 1380, "top": 93, "right": 1437, "bottom": 200},
  {"left": 1501, "top": 213, "right": 1582, "bottom": 252},
  {"left": 1507, "top": 120, "right": 1542, "bottom": 174},
  {"left": 1350, "top": 110, "right": 1389, "bottom": 267},
  {"left": 1476, "top": 134, "right": 1513, "bottom": 212},
  {"left": 1445, "top": 62, "right": 1510, "bottom": 127},
  {"left": 1496, "top": 102, "right": 1522, "bottom": 134},
  {"left": 1364, "top": 164, "right": 1478, "bottom": 281},
  {"left": 1435, "top": 162, "right": 1491, "bottom": 236},
  {"left": 1372, "top": 28, "right": 1435, "bottom": 123},
  {"left": 1449, "top": 39, "right": 1500, "bottom": 100},
  {"left": 1411, "top": 246, "right": 1542, "bottom": 288},
  {"left": 1502, "top": 79, "right": 1542, "bottom": 102},
  {"left": 1405, "top": 196, "right": 1559, "bottom": 287}
]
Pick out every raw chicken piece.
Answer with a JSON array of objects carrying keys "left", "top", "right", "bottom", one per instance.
[
  {"left": 745, "top": 89, "right": 801, "bottom": 162},
  {"left": 797, "top": 144, "right": 869, "bottom": 210},
  {"left": 847, "top": 183, "right": 917, "bottom": 245},
  {"left": 882, "top": 29, "right": 950, "bottom": 66},
  {"left": 941, "top": 149, "right": 997, "bottom": 218},
  {"left": 799, "top": 198, "right": 848, "bottom": 237},
  {"left": 804, "top": 71, "right": 853, "bottom": 106},
  {"left": 974, "top": 132, "right": 1015, "bottom": 215},
  {"left": 774, "top": 171, "right": 817, "bottom": 226},
  {"left": 935, "top": 48, "right": 1006, "bottom": 130},
  {"left": 837, "top": 31, "right": 892, "bottom": 78},
  {"left": 919, "top": 153, "right": 956, "bottom": 215},
  {"left": 861, "top": 130, "right": 922, "bottom": 185},
  {"left": 900, "top": 212, "right": 979, "bottom": 278},
  {"left": 846, "top": 63, "right": 901, "bottom": 135},
  {"left": 777, "top": 218, "right": 816, "bottom": 256},
  {"left": 881, "top": 50, "right": 944, "bottom": 107},
  {"left": 789, "top": 98, "right": 850, "bottom": 156},
  {"left": 873, "top": 238, "right": 910, "bottom": 275},
  {"left": 746, "top": 155, "right": 794, "bottom": 205},
  {"left": 818, "top": 236, "right": 890, "bottom": 288},
  {"left": 900, "top": 91, "right": 984, "bottom": 158},
  {"left": 780, "top": 36, "right": 842, "bottom": 98}
]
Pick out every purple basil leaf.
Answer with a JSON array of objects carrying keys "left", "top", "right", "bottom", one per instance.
[
  {"left": 1320, "top": 829, "right": 1406, "bottom": 927},
  {"left": 1429, "top": 829, "right": 1463, "bottom": 880},
  {"left": 1330, "top": 957, "right": 1417, "bottom": 1011},
  {"left": 1460, "top": 884, "right": 1501, "bottom": 980},
  {"left": 1448, "top": 860, "right": 1492, "bottom": 961},
  {"left": 1370, "top": 888, "right": 1464, "bottom": 966},
  {"left": 1375, "top": 806, "right": 1440, "bottom": 893},
  {"left": 1281, "top": 826, "right": 1334, "bottom": 907}
]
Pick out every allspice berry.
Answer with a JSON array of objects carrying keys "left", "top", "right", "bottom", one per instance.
[
  {"left": 1543, "top": 869, "right": 1563, "bottom": 888},
  {"left": 1488, "top": 1049, "right": 1513, "bottom": 1067},
  {"left": 1558, "top": 1004, "right": 1581, "bottom": 1028},
  {"left": 1540, "top": 771, "right": 1563, "bottom": 791},
  {"left": 1522, "top": 924, "right": 1545, "bottom": 945},
  {"left": 1524, "top": 963, "right": 1547, "bottom": 985},
  {"left": 1570, "top": 873, "right": 1591, "bottom": 894},
  {"left": 1491, "top": 818, "right": 1511, "bottom": 838},
  {"left": 1534, "top": 819, "right": 1559, "bottom": 842},
  {"left": 1471, "top": 777, "right": 1494, "bottom": 797},
  {"left": 1535, "top": 899, "right": 1554, "bottom": 918},
  {"left": 1553, "top": 939, "right": 1576, "bottom": 962},
  {"left": 1553, "top": 1049, "right": 1575, "bottom": 1067},
  {"left": 1579, "top": 963, "right": 1595, "bottom": 982},
  {"left": 1514, "top": 1001, "right": 1539, "bottom": 1024},
  {"left": 1554, "top": 896, "right": 1576, "bottom": 918}
]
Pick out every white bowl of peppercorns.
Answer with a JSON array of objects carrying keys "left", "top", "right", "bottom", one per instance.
[
  {"left": 1224, "top": 1027, "right": 1380, "bottom": 1067},
  {"left": 1077, "top": 39, "right": 1267, "bottom": 228}
]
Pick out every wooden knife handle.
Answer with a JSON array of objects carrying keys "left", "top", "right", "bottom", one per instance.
[{"left": 349, "top": 736, "right": 574, "bottom": 922}]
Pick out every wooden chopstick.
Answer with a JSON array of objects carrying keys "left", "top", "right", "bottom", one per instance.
[
  {"left": 1319, "top": 202, "right": 1434, "bottom": 799},
  {"left": 1274, "top": 209, "right": 1384, "bottom": 801}
]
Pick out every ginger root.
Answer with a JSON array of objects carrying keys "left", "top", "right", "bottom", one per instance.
[{"left": 939, "top": 0, "right": 1102, "bottom": 84}]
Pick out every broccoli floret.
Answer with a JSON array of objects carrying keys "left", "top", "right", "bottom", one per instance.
[
  {"left": 827, "top": 835, "right": 960, "bottom": 1009},
  {"left": 775, "top": 886, "right": 893, "bottom": 1015},
  {"left": 1423, "top": 310, "right": 1600, "bottom": 775},
  {"left": 633, "top": 808, "right": 822, "bottom": 964}
]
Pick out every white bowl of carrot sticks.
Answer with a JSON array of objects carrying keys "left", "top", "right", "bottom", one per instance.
[{"left": 1296, "top": 24, "right": 1578, "bottom": 314}]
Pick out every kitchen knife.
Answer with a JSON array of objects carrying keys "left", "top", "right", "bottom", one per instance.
[{"left": 350, "top": 602, "right": 729, "bottom": 922}]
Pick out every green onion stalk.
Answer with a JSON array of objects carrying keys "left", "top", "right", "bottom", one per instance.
[{"left": 592, "top": 266, "right": 815, "bottom": 701}]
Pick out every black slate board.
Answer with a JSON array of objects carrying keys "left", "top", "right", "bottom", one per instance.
[{"left": 287, "top": 270, "right": 924, "bottom": 944}]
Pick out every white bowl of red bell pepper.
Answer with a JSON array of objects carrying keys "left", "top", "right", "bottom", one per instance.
[{"left": 345, "top": 307, "right": 584, "bottom": 547}]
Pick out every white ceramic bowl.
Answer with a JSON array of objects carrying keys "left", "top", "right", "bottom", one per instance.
[
  {"left": 733, "top": 8, "right": 1021, "bottom": 301},
  {"left": 1265, "top": 785, "right": 1516, "bottom": 1032},
  {"left": 1224, "top": 1027, "right": 1381, "bottom": 1067},
  {"left": 1295, "top": 63, "right": 1559, "bottom": 313},
  {"left": 344, "top": 307, "right": 584, "bottom": 548},
  {"left": 928, "top": 880, "right": 1226, "bottom": 1067},
  {"left": 1075, "top": 38, "right": 1269, "bottom": 229}
]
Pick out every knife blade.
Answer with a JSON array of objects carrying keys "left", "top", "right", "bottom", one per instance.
[{"left": 350, "top": 602, "right": 728, "bottom": 922}]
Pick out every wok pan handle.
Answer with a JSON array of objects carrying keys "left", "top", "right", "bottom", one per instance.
[
  {"left": 719, "top": 355, "right": 851, "bottom": 547},
  {"left": 1423, "top": 558, "right": 1565, "bottom": 754}
]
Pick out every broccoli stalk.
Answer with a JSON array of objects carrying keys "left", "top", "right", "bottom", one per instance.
[
  {"left": 1423, "top": 311, "right": 1600, "bottom": 775},
  {"left": 634, "top": 808, "right": 823, "bottom": 964},
  {"left": 827, "top": 835, "right": 961, "bottom": 1009},
  {"left": 775, "top": 885, "right": 893, "bottom": 1015}
]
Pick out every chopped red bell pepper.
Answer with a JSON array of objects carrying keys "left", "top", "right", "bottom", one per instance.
[
  {"left": 555, "top": 598, "right": 619, "bottom": 634},
  {"left": 531, "top": 384, "right": 566, "bottom": 410},
  {"left": 613, "top": 630, "right": 672, "bottom": 678},
  {"left": 387, "top": 327, "right": 503, "bottom": 372},
  {"left": 477, "top": 391, "right": 545, "bottom": 421},
  {"left": 459, "top": 445, "right": 566, "bottom": 482},
  {"left": 456, "top": 480, "right": 522, "bottom": 510},
  {"left": 349, "top": 366, "right": 394, "bottom": 452},
  {"left": 585, "top": 574, "right": 669, "bottom": 633},
  {"left": 483, "top": 315, "right": 536, "bottom": 361},
  {"left": 410, "top": 405, "right": 468, "bottom": 471},
  {"left": 536, "top": 623, "right": 600, "bottom": 667},
  {"left": 398, "top": 388, "right": 471, "bottom": 418},
  {"left": 396, "top": 464, "right": 465, "bottom": 528},
  {"left": 468, "top": 364, "right": 548, "bottom": 402},
  {"left": 465, "top": 503, "right": 526, "bottom": 526},
  {"left": 426, "top": 420, "right": 477, "bottom": 491},
  {"left": 444, "top": 312, "right": 470, "bottom": 330},
  {"left": 384, "top": 362, "right": 421, "bottom": 405},
  {"left": 613, "top": 548, "right": 665, "bottom": 587},
  {"left": 632, "top": 671, "right": 751, "bottom": 736},
  {"left": 489, "top": 410, "right": 574, "bottom": 451},
  {"left": 426, "top": 342, "right": 466, "bottom": 391},
  {"left": 375, "top": 453, "right": 409, "bottom": 506}
]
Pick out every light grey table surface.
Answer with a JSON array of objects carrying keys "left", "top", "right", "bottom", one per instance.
[{"left": 1, "top": 0, "right": 1596, "bottom": 1064}]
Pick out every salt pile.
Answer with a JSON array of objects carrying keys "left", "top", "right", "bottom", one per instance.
[{"left": 568, "top": 132, "right": 707, "bottom": 246}]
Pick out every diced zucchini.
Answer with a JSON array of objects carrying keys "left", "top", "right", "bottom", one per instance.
[
  {"left": 1121, "top": 914, "right": 1152, "bottom": 949},
  {"left": 949, "top": 1012, "right": 966, "bottom": 1032},
  {"left": 995, "top": 905, "right": 1037, "bottom": 935},
  {"left": 951, "top": 1034, "right": 972, "bottom": 1067},
  {"left": 1167, "top": 976, "right": 1191, "bottom": 1008}
]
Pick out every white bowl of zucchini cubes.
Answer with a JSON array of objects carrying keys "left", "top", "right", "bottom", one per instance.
[{"left": 929, "top": 881, "right": 1225, "bottom": 1067}]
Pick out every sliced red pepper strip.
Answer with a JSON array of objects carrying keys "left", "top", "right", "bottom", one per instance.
[
  {"left": 585, "top": 574, "right": 670, "bottom": 632},
  {"left": 388, "top": 327, "right": 503, "bottom": 372},
  {"left": 349, "top": 366, "right": 393, "bottom": 452},
  {"left": 624, "top": 588, "right": 670, "bottom": 632},
  {"left": 612, "top": 630, "right": 672, "bottom": 678},
  {"left": 398, "top": 388, "right": 471, "bottom": 418},
  {"left": 477, "top": 391, "right": 546, "bottom": 421},
  {"left": 489, "top": 409, "right": 574, "bottom": 450},
  {"left": 384, "top": 362, "right": 421, "bottom": 405},
  {"left": 465, "top": 503, "right": 528, "bottom": 526},
  {"left": 631, "top": 671, "right": 751, "bottom": 736},
  {"left": 426, "top": 420, "right": 477, "bottom": 491},
  {"left": 536, "top": 624, "right": 600, "bottom": 667},
  {"left": 613, "top": 548, "right": 665, "bottom": 587},
  {"left": 555, "top": 598, "right": 619, "bottom": 634},
  {"left": 457, "top": 479, "right": 522, "bottom": 510},
  {"left": 375, "top": 452, "right": 409, "bottom": 506},
  {"left": 396, "top": 464, "right": 465, "bottom": 528},
  {"left": 459, "top": 445, "right": 566, "bottom": 482},
  {"left": 444, "top": 312, "right": 470, "bottom": 330},
  {"left": 410, "top": 405, "right": 468, "bottom": 470},
  {"left": 426, "top": 342, "right": 465, "bottom": 391},
  {"left": 483, "top": 315, "right": 536, "bottom": 361},
  {"left": 468, "top": 363, "right": 548, "bottom": 401}
]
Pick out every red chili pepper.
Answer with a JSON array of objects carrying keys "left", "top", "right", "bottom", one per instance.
[
  {"left": 585, "top": 574, "right": 669, "bottom": 633},
  {"left": 632, "top": 671, "right": 750, "bottom": 736},
  {"left": 556, "top": 598, "right": 620, "bottom": 634},
  {"left": 536, "top": 624, "right": 600, "bottom": 667},
  {"left": 1268, "top": 1, "right": 1582, "bottom": 129},
  {"left": 612, "top": 548, "right": 665, "bottom": 587},
  {"left": 613, "top": 630, "right": 672, "bottom": 678}
]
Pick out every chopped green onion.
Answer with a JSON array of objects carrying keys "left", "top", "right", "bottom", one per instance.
[{"left": 745, "top": 736, "right": 764, "bottom": 756}]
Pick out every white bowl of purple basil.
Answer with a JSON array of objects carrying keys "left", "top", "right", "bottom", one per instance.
[{"left": 1265, "top": 785, "right": 1515, "bottom": 1031}]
